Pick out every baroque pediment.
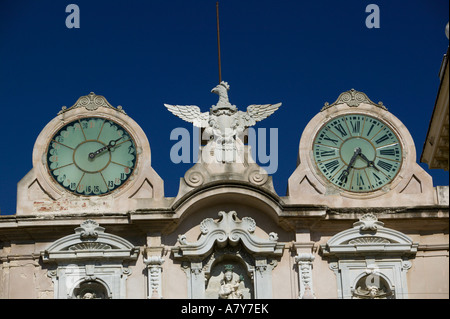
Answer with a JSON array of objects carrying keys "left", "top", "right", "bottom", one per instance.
[{"left": 173, "top": 211, "right": 284, "bottom": 259}]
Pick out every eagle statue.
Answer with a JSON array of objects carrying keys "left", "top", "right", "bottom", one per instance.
[{"left": 165, "top": 81, "right": 281, "bottom": 163}]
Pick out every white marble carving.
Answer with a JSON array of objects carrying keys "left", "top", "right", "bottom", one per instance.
[
  {"left": 165, "top": 81, "right": 281, "bottom": 163},
  {"left": 218, "top": 264, "right": 244, "bottom": 299}
]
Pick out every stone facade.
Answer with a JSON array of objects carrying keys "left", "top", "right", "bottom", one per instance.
[{"left": 0, "top": 90, "right": 448, "bottom": 299}]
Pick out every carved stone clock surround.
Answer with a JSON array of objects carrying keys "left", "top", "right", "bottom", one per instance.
[
  {"left": 16, "top": 93, "right": 164, "bottom": 215},
  {"left": 288, "top": 89, "right": 436, "bottom": 207}
]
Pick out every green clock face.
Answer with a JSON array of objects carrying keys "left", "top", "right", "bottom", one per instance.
[
  {"left": 313, "top": 114, "right": 402, "bottom": 192},
  {"left": 46, "top": 117, "right": 137, "bottom": 196}
]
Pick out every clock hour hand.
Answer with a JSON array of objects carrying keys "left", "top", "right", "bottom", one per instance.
[
  {"left": 359, "top": 152, "right": 379, "bottom": 171},
  {"left": 88, "top": 137, "right": 123, "bottom": 159},
  {"left": 341, "top": 147, "right": 361, "bottom": 178}
]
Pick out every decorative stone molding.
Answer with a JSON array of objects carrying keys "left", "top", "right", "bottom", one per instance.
[
  {"left": 353, "top": 213, "right": 385, "bottom": 231},
  {"left": 41, "top": 220, "right": 139, "bottom": 262},
  {"left": 58, "top": 92, "right": 126, "bottom": 115},
  {"left": 76, "top": 219, "right": 105, "bottom": 239},
  {"left": 321, "top": 89, "right": 387, "bottom": 111},
  {"left": 144, "top": 255, "right": 165, "bottom": 299},
  {"left": 321, "top": 214, "right": 418, "bottom": 257},
  {"left": 173, "top": 211, "right": 284, "bottom": 259},
  {"left": 320, "top": 213, "right": 418, "bottom": 299},
  {"left": 174, "top": 145, "right": 277, "bottom": 202},
  {"left": 294, "top": 253, "right": 316, "bottom": 299},
  {"left": 41, "top": 220, "right": 139, "bottom": 299}
]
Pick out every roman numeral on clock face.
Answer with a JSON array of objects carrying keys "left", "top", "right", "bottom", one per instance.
[
  {"left": 380, "top": 149, "right": 395, "bottom": 156},
  {"left": 323, "top": 135, "right": 339, "bottom": 145},
  {"left": 321, "top": 150, "right": 335, "bottom": 157},
  {"left": 324, "top": 159, "right": 340, "bottom": 173},
  {"left": 334, "top": 124, "right": 347, "bottom": 137},
  {"left": 375, "top": 134, "right": 390, "bottom": 144},
  {"left": 377, "top": 160, "right": 393, "bottom": 172},
  {"left": 350, "top": 120, "right": 360, "bottom": 134}
]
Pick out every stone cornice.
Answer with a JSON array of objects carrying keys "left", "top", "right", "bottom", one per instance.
[{"left": 0, "top": 203, "right": 447, "bottom": 242}]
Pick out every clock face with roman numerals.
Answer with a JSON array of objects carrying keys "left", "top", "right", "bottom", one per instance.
[
  {"left": 312, "top": 114, "right": 402, "bottom": 193},
  {"left": 46, "top": 117, "right": 137, "bottom": 196}
]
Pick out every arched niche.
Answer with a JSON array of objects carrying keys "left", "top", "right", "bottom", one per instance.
[
  {"left": 204, "top": 249, "right": 254, "bottom": 299},
  {"left": 352, "top": 272, "right": 394, "bottom": 299}
]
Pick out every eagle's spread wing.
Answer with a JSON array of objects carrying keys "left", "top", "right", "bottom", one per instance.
[
  {"left": 164, "top": 104, "right": 209, "bottom": 128},
  {"left": 239, "top": 103, "right": 281, "bottom": 127}
]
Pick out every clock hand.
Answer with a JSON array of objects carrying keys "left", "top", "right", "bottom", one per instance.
[
  {"left": 341, "top": 147, "right": 361, "bottom": 178},
  {"left": 88, "top": 137, "right": 123, "bottom": 159},
  {"left": 358, "top": 152, "right": 380, "bottom": 171}
]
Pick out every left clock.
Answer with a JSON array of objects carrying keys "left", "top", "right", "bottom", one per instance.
[{"left": 46, "top": 117, "right": 137, "bottom": 196}]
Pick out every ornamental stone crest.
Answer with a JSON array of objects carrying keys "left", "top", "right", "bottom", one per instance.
[
  {"left": 321, "top": 88, "right": 387, "bottom": 111},
  {"left": 165, "top": 81, "right": 281, "bottom": 163},
  {"left": 58, "top": 92, "right": 126, "bottom": 115},
  {"left": 353, "top": 213, "right": 385, "bottom": 231},
  {"left": 75, "top": 219, "right": 105, "bottom": 239}
]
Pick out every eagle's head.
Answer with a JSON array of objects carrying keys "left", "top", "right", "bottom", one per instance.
[
  {"left": 210, "top": 81, "right": 236, "bottom": 112},
  {"left": 211, "top": 81, "right": 230, "bottom": 96}
]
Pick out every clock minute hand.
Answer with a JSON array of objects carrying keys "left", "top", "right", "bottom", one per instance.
[{"left": 88, "top": 137, "right": 123, "bottom": 159}]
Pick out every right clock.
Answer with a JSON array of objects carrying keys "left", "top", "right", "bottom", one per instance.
[
  {"left": 288, "top": 88, "right": 435, "bottom": 203},
  {"left": 312, "top": 113, "right": 402, "bottom": 193}
]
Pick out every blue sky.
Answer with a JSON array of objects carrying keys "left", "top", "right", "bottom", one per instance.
[{"left": 0, "top": 0, "right": 448, "bottom": 215}]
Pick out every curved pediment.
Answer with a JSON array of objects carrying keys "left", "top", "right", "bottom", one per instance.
[
  {"left": 173, "top": 211, "right": 284, "bottom": 259},
  {"left": 321, "top": 213, "right": 418, "bottom": 257},
  {"left": 41, "top": 220, "right": 139, "bottom": 262}
]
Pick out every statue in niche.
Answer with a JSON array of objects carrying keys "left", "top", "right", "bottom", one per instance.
[
  {"left": 353, "top": 285, "right": 392, "bottom": 299},
  {"left": 81, "top": 292, "right": 96, "bottom": 299},
  {"left": 218, "top": 265, "right": 244, "bottom": 299},
  {"left": 352, "top": 275, "right": 393, "bottom": 299},
  {"left": 73, "top": 281, "right": 108, "bottom": 299}
]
